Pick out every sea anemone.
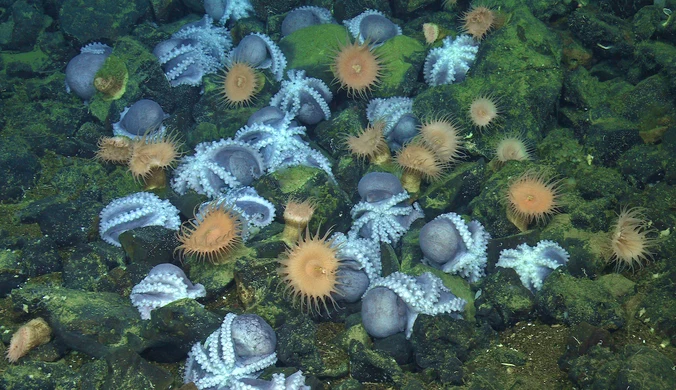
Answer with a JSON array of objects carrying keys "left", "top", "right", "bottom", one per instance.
[
  {"left": 6, "top": 317, "right": 51, "bottom": 363},
  {"left": 396, "top": 141, "right": 446, "bottom": 193},
  {"left": 218, "top": 61, "right": 263, "bottom": 107},
  {"left": 345, "top": 121, "right": 390, "bottom": 165},
  {"left": 494, "top": 134, "right": 532, "bottom": 165},
  {"left": 282, "top": 198, "right": 317, "bottom": 244},
  {"left": 462, "top": 6, "right": 496, "bottom": 40},
  {"left": 95, "top": 136, "right": 133, "bottom": 163},
  {"left": 332, "top": 39, "right": 382, "bottom": 97},
  {"left": 419, "top": 117, "right": 463, "bottom": 163},
  {"left": 175, "top": 202, "right": 243, "bottom": 264},
  {"left": 422, "top": 23, "right": 440, "bottom": 44},
  {"left": 128, "top": 132, "right": 181, "bottom": 187},
  {"left": 93, "top": 55, "right": 128, "bottom": 101},
  {"left": 277, "top": 228, "right": 341, "bottom": 314},
  {"left": 469, "top": 94, "right": 501, "bottom": 130},
  {"left": 506, "top": 169, "right": 562, "bottom": 229},
  {"left": 606, "top": 207, "right": 657, "bottom": 271}
]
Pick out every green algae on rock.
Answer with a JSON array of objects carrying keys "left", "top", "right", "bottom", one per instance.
[
  {"left": 279, "top": 24, "right": 349, "bottom": 89},
  {"left": 371, "top": 34, "right": 425, "bottom": 98},
  {"left": 254, "top": 165, "right": 352, "bottom": 235},
  {"left": 94, "top": 55, "right": 128, "bottom": 101}
]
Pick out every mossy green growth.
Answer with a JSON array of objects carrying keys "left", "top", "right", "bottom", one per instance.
[
  {"left": 94, "top": 55, "right": 128, "bottom": 101},
  {"left": 197, "top": 73, "right": 269, "bottom": 141},
  {"left": 271, "top": 165, "right": 318, "bottom": 194},
  {"left": 88, "top": 55, "right": 128, "bottom": 122},
  {"left": 255, "top": 165, "right": 352, "bottom": 235},
  {"left": 372, "top": 35, "right": 425, "bottom": 98},
  {"left": 186, "top": 245, "right": 255, "bottom": 293},
  {"left": 88, "top": 98, "right": 111, "bottom": 123},
  {"left": 88, "top": 36, "right": 157, "bottom": 122},
  {"left": 596, "top": 274, "right": 635, "bottom": 299},
  {"left": 280, "top": 24, "right": 425, "bottom": 98},
  {"left": 313, "top": 105, "right": 363, "bottom": 159},
  {"left": 279, "top": 23, "right": 349, "bottom": 89},
  {"left": 538, "top": 271, "right": 625, "bottom": 329},
  {"left": 186, "top": 122, "right": 221, "bottom": 149},
  {"left": 415, "top": 5, "right": 562, "bottom": 135},
  {"left": 43, "top": 152, "right": 140, "bottom": 203},
  {"left": 0, "top": 48, "right": 50, "bottom": 75}
]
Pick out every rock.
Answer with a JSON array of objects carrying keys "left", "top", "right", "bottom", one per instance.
[
  {"left": 475, "top": 268, "right": 536, "bottom": 331},
  {"left": 36, "top": 199, "right": 101, "bottom": 247},
  {"left": 537, "top": 271, "right": 625, "bottom": 330},
  {"left": 0, "top": 249, "right": 26, "bottom": 297},
  {"left": 0, "top": 0, "right": 51, "bottom": 51},
  {"left": 11, "top": 283, "right": 144, "bottom": 358},
  {"left": 0, "top": 136, "right": 41, "bottom": 202},
  {"left": 59, "top": 0, "right": 149, "bottom": 44},
  {"left": 140, "top": 300, "right": 221, "bottom": 362}
]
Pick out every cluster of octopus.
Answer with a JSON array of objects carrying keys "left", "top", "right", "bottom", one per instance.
[{"left": 26, "top": 0, "right": 655, "bottom": 389}]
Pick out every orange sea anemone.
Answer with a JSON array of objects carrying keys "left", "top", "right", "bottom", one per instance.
[
  {"left": 6, "top": 317, "right": 51, "bottom": 363},
  {"left": 282, "top": 198, "right": 317, "bottom": 244},
  {"left": 96, "top": 136, "right": 133, "bottom": 163},
  {"left": 506, "top": 169, "right": 563, "bottom": 228},
  {"left": 128, "top": 133, "right": 181, "bottom": 185},
  {"left": 462, "top": 6, "right": 496, "bottom": 40},
  {"left": 419, "top": 117, "right": 463, "bottom": 163},
  {"left": 494, "top": 135, "right": 532, "bottom": 165},
  {"left": 218, "top": 61, "right": 263, "bottom": 107},
  {"left": 469, "top": 95, "right": 501, "bottom": 130},
  {"left": 332, "top": 39, "right": 382, "bottom": 97},
  {"left": 175, "top": 202, "right": 243, "bottom": 263},
  {"left": 277, "top": 228, "right": 341, "bottom": 314},
  {"left": 345, "top": 121, "right": 390, "bottom": 165},
  {"left": 606, "top": 207, "right": 657, "bottom": 271},
  {"left": 396, "top": 141, "right": 446, "bottom": 193}
]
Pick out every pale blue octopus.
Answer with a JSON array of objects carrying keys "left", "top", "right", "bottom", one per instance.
[
  {"left": 344, "top": 9, "right": 401, "bottom": 46},
  {"left": 99, "top": 192, "right": 181, "bottom": 247},
  {"left": 348, "top": 172, "right": 423, "bottom": 245},
  {"left": 330, "top": 232, "right": 382, "bottom": 303},
  {"left": 204, "top": 0, "right": 254, "bottom": 25},
  {"left": 215, "top": 187, "right": 275, "bottom": 228},
  {"left": 496, "top": 240, "right": 569, "bottom": 292},
  {"left": 234, "top": 113, "right": 333, "bottom": 180},
  {"left": 112, "top": 99, "right": 169, "bottom": 139},
  {"left": 130, "top": 263, "right": 206, "bottom": 320},
  {"left": 419, "top": 212, "right": 491, "bottom": 283},
  {"left": 423, "top": 34, "right": 479, "bottom": 86},
  {"left": 65, "top": 42, "right": 112, "bottom": 101},
  {"left": 153, "top": 15, "right": 232, "bottom": 87},
  {"left": 270, "top": 69, "right": 332, "bottom": 125},
  {"left": 209, "top": 186, "right": 276, "bottom": 240},
  {"left": 184, "top": 313, "right": 279, "bottom": 389},
  {"left": 366, "top": 97, "right": 419, "bottom": 150},
  {"left": 171, "top": 139, "right": 265, "bottom": 198},
  {"left": 281, "top": 6, "right": 335, "bottom": 37},
  {"left": 228, "top": 33, "right": 286, "bottom": 81},
  {"left": 361, "top": 272, "right": 466, "bottom": 339}
]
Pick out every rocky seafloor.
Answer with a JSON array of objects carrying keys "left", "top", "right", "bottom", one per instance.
[{"left": 1, "top": 0, "right": 676, "bottom": 389}]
